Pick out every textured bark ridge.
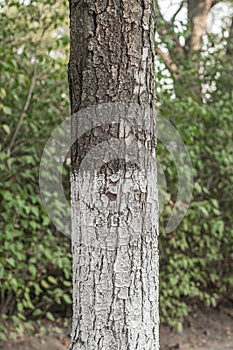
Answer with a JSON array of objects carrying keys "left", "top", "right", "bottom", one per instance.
[
  {"left": 69, "top": 1, "right": 159, "bottom": 349},
  {"left": 69, "top": 0, "right": 156, "bottom": 112}
]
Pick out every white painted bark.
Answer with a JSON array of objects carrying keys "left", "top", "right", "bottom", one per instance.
[{"left": 70, "top": 155, "right": 159, "bottom": 349}]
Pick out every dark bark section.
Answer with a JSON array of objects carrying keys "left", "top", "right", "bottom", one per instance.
[
  {"left": 68, "top": 0, "right": 156, "bottom": 114},
  {"left": 226, "top": 17, "right": 233, "bottom": 56},
  {"left": 69, "top": 0, "right": 157, "bottom": 170}
]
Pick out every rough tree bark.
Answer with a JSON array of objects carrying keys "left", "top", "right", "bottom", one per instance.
[{"left": 68, "top": 1, "right": 159, "bottom": 349}]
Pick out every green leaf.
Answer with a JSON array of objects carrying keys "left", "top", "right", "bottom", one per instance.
[
  {"left": 63, "top": 294, "right": 72, "bottom": 304},
  {"left": 2, "top": 105, "right": 12, "bottom": 115},
  {"left": 0, "top": 333, "right": 7, "bottom": 341},
  {"left": 47, "top": 276, "right": 57, "bottom": 285},
  {"left": 46, "top": 311, "right": 55, "bottom": 321},
  {"left": 33, "top": 309, "right": 42, "bottom": 317},
  {"left": 17, "top": 302, "right": 24, "bottom": 313},
  {"left": 41, "top": 280, "right": 50, "bottom": 289},
  {"left": 2, "top": 124, "right": 10, "bottom": 134},
  {"left": 29, "top": 265, "right": 37, "bottom": 277},
  {"left": 6, "top": 257, "right": 15, "bottom": 267}
]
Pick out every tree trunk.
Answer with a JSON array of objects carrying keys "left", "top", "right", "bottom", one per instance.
[
  {"left": 68, "top": 1, "right": 159, "bottom": 349},
  {"left": 187, "top": 0, "right": 212, "bottom": 52}
]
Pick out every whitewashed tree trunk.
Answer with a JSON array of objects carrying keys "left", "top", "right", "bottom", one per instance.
[{"left": 68, "top": 1, "right": 159, "bottom": 349}]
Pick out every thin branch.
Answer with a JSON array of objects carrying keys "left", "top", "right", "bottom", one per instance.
[
  {"left": 6, "top": 19, "right": 54, "bottom": 159},
  {"left": 171, "top": 1, "right": 185, "bottom": 23},
  {"left": 226, "top": 17, "right": 233, "bottom": 56},
  {"left": 154, "top": 0, "right": 167, "bottom": 23},
  {"left": 154, "top": 0, "right": 185, "bottom": 56},
  {"left": 7, "top": 66, "right": 37, "bottom": 156},
  {"left": 40, "top": 19, "right": 54, "bottom": 39},
  {"left": 211, "top": 0, "right": 222, "bottom": 7},
  {"left": 156, "top": 47, "right": 180, "bottom": 74}
]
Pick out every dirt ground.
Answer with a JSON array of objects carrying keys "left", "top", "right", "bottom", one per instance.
[
  {"left": 160, "top": 303, "right": 233, "bottom": 350},
  {"left": 0, "top": 303, "right": 232, "bottom": 350}
]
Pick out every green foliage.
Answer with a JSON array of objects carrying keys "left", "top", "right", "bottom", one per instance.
[
  {"left": 158, "top": 61, "right": 233, "bottom": 328},
  {"left": 0, "top": 0, "right": 72, "bottom": 337}
]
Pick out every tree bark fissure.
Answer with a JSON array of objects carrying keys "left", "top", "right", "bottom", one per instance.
[{"left": 69, "top": 1, "right": 159, "bottom": 349}]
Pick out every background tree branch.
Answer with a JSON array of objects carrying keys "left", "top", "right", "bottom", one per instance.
[
  {"left": 171, "top": 0, "right": 185, "bottom": 23},
  {"left": 156, "top": 47, "right": 180, "bottom": 74},
  {"left": 7, "top": 65, "right": 37, "bottom": 157}
]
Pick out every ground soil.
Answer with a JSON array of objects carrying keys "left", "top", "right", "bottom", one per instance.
[
  {"left": 0, "top": 304, "right": 232, "bottom": 350},
  {"left": 160, "top": 303, "right": 233, "bottom": 350}
]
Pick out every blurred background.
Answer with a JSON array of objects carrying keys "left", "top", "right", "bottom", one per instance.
[{"left": 0, "top": 0, "right": 232, "bottom": 349}]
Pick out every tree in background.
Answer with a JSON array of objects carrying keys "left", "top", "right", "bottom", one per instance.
[
  {"left": 155, "top": 0, "right": 233, "bottom": 99},
  {"left": 69, "top": 0, "right": 159, "bottom": 348}
]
